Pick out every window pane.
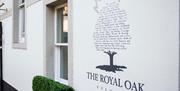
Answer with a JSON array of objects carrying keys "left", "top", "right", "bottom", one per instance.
[
  {"left": 57, "top": 7, "right": 68, "bottom": 43},
  {"left": 60, "top": 46, "right": 68, "bottom": 80},
  {"left": 18, "top": 7, "right": 25, "bottom": 43}
]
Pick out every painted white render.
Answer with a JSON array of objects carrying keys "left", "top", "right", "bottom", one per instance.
[
  {"left": 0, "top": 0, "right": 179, "bottom": 91},
  {"left": 0, "top": 0, "right": 11, "bottom": 15},
  {"left": 2, "top": 1, "right": 44, "bottom": 91},
  {"left": 4, "top": 0, "right": 12, "bottom": 10},
  {"left": 72, "top": 0, "right": 179, "bottom": 91},
  {"left": 0, "top": 0, "right": 12, "bottom": 9}
]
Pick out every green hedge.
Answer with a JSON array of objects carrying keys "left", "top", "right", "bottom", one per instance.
[{"left": 33, "top": 76, "right": 74, "bottom": 91}]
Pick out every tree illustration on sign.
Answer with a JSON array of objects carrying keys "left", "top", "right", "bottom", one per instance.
[{"left": 93, "top": 0, "right": 131, "bottom": 72}]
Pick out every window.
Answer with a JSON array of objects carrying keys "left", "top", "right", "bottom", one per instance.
[
  {"left": 54, "top": 4, "right": 68, "bottom": 85},
  {"left": 13, "top": 0, "right": 26, "bottom": 48},
  {"left": 18, "top": 0, "right": 25, "bottom": 43}
]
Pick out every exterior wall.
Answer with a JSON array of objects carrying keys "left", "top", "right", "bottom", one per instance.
[
  {"left": 0, "top": 0, "right": 12, "bottom": 20},
  {"left": 2, "top": 0, "right": 44, "bottom": 91},
  {"left": 4, "top": 0, "right": 12, "bottom": 10},
  {"left": 0, "top": 0, "right": 179, "bottom": 91},
  {"left": 0, "top": 0, "right": 12, "bottom": 11},
  {"left": 26, "top": 0, "right": 41, "bottom": 7},
  {"left": 72, "top": 0, "right": 179, "bottom": 91}
]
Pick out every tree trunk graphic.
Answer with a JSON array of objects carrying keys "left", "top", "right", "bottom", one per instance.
[
  {"left": 104, "top": 51, "right": 117, "bottom": 66},
  {"left": 96, "top": 51, "right": 127, "bottom": 73}
]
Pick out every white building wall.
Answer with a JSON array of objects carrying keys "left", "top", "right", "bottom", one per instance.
[
  {"left": 72, "top": 0, "right": 179, "bottom": 91},
  {"left": 4, "top": 0, "right": 12, "bottom": 10},
  {"left": 0, "top": 0, "right": 179, "bottom": 91},
  {"left": 2, "top": 1, "right": 44, "bottom": 91},
  {"left": 0, "top": 0, "right": 12, "bottom": 15}
]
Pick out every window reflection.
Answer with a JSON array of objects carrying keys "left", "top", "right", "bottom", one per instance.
[
  {"left": 60, "top": 46, "right": 68, "bottom": 80},
  {"left": 57, "top": 6, "right": 68, "bottom": 43}
]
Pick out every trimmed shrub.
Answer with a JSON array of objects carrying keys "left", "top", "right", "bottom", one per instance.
[{"left": 33, "top": 76, "right": 74, "bottom": 91}]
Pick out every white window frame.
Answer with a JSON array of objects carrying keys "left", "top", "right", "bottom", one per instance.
[
  {"left": 54, "top": 3, "right": 68, "bottom": 85},
  {"left": 12, "top": 0, "right": 26, "bottom": 49}
]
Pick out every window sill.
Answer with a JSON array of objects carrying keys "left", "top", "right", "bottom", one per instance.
[{"left": 12, "top": 43, "right": 27, "bottom": 49}]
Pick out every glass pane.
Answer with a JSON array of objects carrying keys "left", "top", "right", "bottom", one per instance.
[
  {"left": 60, "top": 46, "right": 68, "bottom": 80},
  {"left": 22, "top": 7, "right": 25, "bottom": 38},
  {"left": 56, "top": 6, "right": 68, "bottom": 43},
  {"left": 18, "top": 7, "right": 25, "bottom": 43}
]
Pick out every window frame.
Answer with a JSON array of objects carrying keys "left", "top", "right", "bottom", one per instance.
[
  {"left": 54, "top": 3, "right": 69, "bottom": 85},
  {"left": 12, "top": 0, "right": 27, "bottom": 49}
]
